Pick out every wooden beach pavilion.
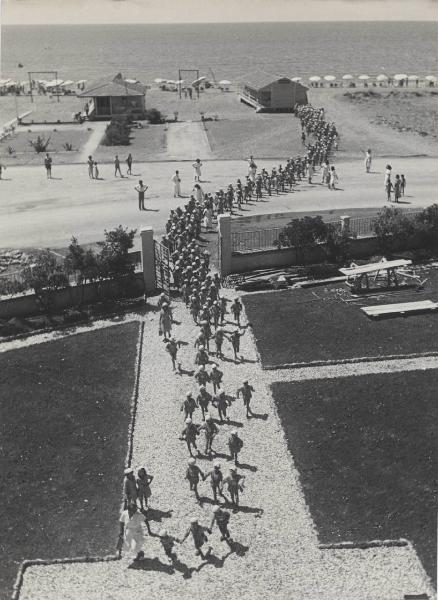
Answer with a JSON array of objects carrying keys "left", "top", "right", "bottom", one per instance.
[
  {"left": 77, "top": 73, "right": 146, "bottom": 120},
  {"left": 240, "top": 73, "right": 308, "bottom": 112}
]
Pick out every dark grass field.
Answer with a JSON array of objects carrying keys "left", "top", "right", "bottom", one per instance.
[
  {"left": 272, "top": 371, "right": 437, "bottom": 582},
  {"left": 0, "top": 322, "right": 139, "bottom": 600},
  {"left": 244, "top": 282, "right": 438, "bottom": 367}
]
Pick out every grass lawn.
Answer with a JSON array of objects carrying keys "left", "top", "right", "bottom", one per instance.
[
  {"left": 0, "top": 322, "right": 139, "bottom": 600},
  {"left": 271, "top": 371, "right": 437, "bottom": 581},
  {"left": 0, "top": 128, "right": 91, "bottom": 166},
  {"left": 206, "top": 115, "right": 303, "bottom": 159},
  {"left": 94, "top": 124, "right": 167, "bottom": 163},
  {"left": 243, "top": 277, "right": 438, "bottom": 367}
]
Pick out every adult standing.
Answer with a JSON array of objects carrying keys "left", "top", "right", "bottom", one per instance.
[
  {"left": 192, "top": 158, "right": 203, "bottom": 182},
  {"left": 114, "top": 155, "right": 123, "bottom": 177},
  {"left": 365, "top": 149, "right": 372, "bottom": 173},
  {"left": 159, "top": 302, "right": 173, "bottom": 340},
  {"left": 44, "top": 153, "right": 52, "bottom": 179},
  {"left": 135, "top": 180, "right": 148, "bottom": 211},
  {"left": 117, "top": 503, "right": 150, "bottom": 561},
  {"left": 87, "top": 155, "right": 94, "bottom": 179},
  {"left": 126, "top": 153, "right": 133, "bottom": 175},
  {"left": 328, "top": 165, "right": 339, "bottom": 190},
  {"left": 172, "top": 170, "right": 182, "bottom": 197}
]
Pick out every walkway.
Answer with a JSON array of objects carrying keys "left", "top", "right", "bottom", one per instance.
[
  {"left": 78, "top": 121, "right": 107, "bottom": 163},
  {"left": 165, "top": 121, "right": 214, "bottom": 160},
  {"left": 18, "top": 295, "right": 435, "bottom": 599}
]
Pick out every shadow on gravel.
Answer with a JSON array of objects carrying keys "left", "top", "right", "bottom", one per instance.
[
  {"left": 128, "top": 557, "right": 174, "bottom": 574},
  {"left": 236, "top": 462, "right": 258, "bottom": 472},
  {"left": 145, "top": 507, "right": 173, "bottom": 523},
  {"left": 248, "top": 412, "right": 269, "bottom": 421}
]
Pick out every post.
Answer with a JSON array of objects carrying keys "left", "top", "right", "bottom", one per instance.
[
  {"left": 340, "top": 215, "right": 350, "bottom": 235},
  {"left": 140, "top": 227, "right": 156, "bottom": 293},
  {"left": 217, "top": 214, "right": 232, "bottom": 278}
]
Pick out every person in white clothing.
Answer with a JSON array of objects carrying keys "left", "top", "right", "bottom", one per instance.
[
  {"left": 193, "top": 183, "right": 204, "bottom": 203},
  {"left": 329, "top": 165, "right": 339, "bottom": 190},
  {"left": 192, "top": 158, "right": 202, "bottom": 182},
  {"left": 364, "top": 149, "right": 372, "bottom": 173},
  {"left": 118, "top": 503, "right": 149, "bottom": 560},
  {"left": 172, "top": 170, "right": 182, "bottom": 197}
]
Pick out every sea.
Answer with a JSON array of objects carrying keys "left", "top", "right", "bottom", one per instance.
[{"left": 1, "top": 21, "right": 438, "bottom": 84}]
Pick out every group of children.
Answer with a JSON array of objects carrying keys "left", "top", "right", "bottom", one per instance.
[{"left": 385, "top": 164, "right": 407, "bottom": 202}]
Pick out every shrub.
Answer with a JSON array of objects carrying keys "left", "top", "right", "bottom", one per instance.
[
  {"left": 144, "top": 108, "right": 164, "bottom": 124},
  {"left": 372, "top": 207, "right": 416, "bottom": 254},
  {"left": 63, "top": 142, "right": 73, "bottom": 151},
  {"left": 102, "top": 116, "right": 132, "bottom": 146},
  {"left": 22, "top": 250, "right": 70, "bottom": 312},
  {"left": 29, "top": 135, "right": 51, "bottom": 153}
]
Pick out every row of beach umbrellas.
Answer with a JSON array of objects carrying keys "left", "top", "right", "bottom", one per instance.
[
  {"left": 154, "top": 77, "right": 231, "bottom": 86},
  {"left": 299, "top": 74, "right": 437, "bottom": 83}
]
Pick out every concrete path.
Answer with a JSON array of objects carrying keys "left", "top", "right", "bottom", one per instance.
[
  {"left": 77, "top": 122, "right": 107, "bottom": 163},
  {"left": 165, "top": 121, "right": 213, "bottom": 160},
  {"left": 0, "top": 156, "right": 437, "bottom": 251},
  {"left": 18, "top": 296, "right": 435, "bottom": 599}
]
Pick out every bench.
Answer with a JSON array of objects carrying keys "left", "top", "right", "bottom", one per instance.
[{"left": 362, "top": 300, "right": 438, "bottom": 318}]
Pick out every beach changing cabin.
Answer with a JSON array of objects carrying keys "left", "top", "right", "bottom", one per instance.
[
  {"left": 77, "top": 73, "right": 146, "bottom": 120},
  {"left": 241, "top": 73, "right": 308, "bottom": 112}
]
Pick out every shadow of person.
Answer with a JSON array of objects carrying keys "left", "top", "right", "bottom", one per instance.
[
  {"left": 145, "top": 507, "right": 173, "bottom": 522},
  {"left": 195, "top": 550, "right": 233, "bottom": 573},
  {"left": 177, "top": 367, "right": 195, "bottom": 376},
  {"left": 236, "top": 462, "right": 258, "bottom": 472},
  {"left": 228, "top": 540, "right": 249, "bottom": 557},
  {"left": 232, "top": 505, "right": 264, "bottom": 516},
  {"left": 212, "top": 419, "right": 243, "bottom": 428},
  {"left": 128, "top": 556, "right": 174, "bottom": 574},
  {"left": 248, "top": 412, "right": 268, "bottom": 421}
]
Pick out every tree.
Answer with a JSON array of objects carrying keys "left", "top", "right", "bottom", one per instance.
[
  {"left": 415, "top": 204, "right": 438, "bottom": 251},
  {"left": 324, "top": 223, "right": 353, "bottom": 264},
  {"left": 102, "top": 116, "right": 132, "bottom": 146},
  {"left": 372, "top": 207, "right": 416, "bottom": 254},
  {"left": 22, "top": 250, "right": 69, "bottom": 313},
  {"left": 276, "top": 216, "right": 329, "bottom": 263}
]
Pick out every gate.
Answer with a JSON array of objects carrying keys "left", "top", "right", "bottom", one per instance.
[{"left": 154, "top": 240, "right": 171, "bottom": 297}]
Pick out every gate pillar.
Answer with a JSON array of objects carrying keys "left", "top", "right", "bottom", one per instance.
[{"left": 140, "top": 227, "right": 157, "bottom": 293}]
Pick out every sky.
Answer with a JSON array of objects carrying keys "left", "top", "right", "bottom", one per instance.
[{"left": 2, "top": 0, "right": 438, "bottom": 24}]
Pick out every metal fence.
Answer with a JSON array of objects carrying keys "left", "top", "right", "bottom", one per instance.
[{"left": 231, "top": 210, "right": 424, "bottom": 253}]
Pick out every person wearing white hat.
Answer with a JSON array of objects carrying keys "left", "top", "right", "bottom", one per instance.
[
  {"left": 223, "top": 467, "right": 245, "bottom": 508},
  {"left": 185, "top": 457, "right": 205, "bottom": 503},
  {"left": 228, "top": 430, "right": 244, "bottom": 465},
  {"left": 181, "top": 392, "right": 197, "bottom": 420},
  {"left": 180, "top": 518, "right": 212, "bottom": 559},
  {"left": 123, "top": 467, "right": 138, "bottom": 507},
  {"left": 194, "top": 364, "right": 210, "bottom": 388},
  {"left": 204, "top": 462, "right": 225, "bottom": 503},
  {"left": 199, "top": 413, "right": 218, "bottom": 457},
  {"left": 209, "top": 505, "right": 232, "bottom": 542},
  {"left": 212, "top": 390, "right": 230, "bottom": 422},
  {"left": 159, "top": 528, "right": 180, "bottom": 560},
  {"left": 180, "top": 417, "right": 200, "bottom": 457},
  {"left": 195, "top": 344, "right": 209, "bottom": 367}
]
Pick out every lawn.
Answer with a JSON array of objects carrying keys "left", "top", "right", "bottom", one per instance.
[
  {"left": 271, "top": 371, "right": 437, "bottom": 581},
  {"left": 0, "top": 321, "right": 139, "bottom": 600},
  {"left": 94, "top": 124, "right": 167, "bottom": 163},
  {"left": 0, "top": 128, "right": 91, "bottom": 166},
  {"left": 206, "top": 114, "right": 303, "bottom": 159},
  {"left": 243, "top": 278, "right": 438, "bottom": 367}
]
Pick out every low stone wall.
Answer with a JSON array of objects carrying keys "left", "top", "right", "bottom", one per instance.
[{"left": 0, "top": 273, "right": 144, "bottom": 320}]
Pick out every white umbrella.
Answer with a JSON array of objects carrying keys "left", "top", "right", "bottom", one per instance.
[
  {"left": 125, "top": 78, "right": 140, "bottom": 84},
  {"left": 291, "top": 77, "right": 302, "bottom": 82},
  {"left": 393, "top": 73, "right": 408, "bottom": 81},
  {"left": 60, "top": 80, "right": 74, "bottom": 87},
  {"left": 376, "top": 74, "right": 388, "bottom": 81},
  {"left": 324, "top": 75, "right": 336, "bottom": 81},
  {"left": 166, "top": 80, "right": 176, "bottom": 85},
  {"left": 154, "top": 78, "right": 166, "bottom": 84},
  {"left": 192, "top": 76, "right": 206, "bottom": 86},
  {"left": 425, "top": 75, "right": 437, "bottom": 82},
  {"left": 358, "top": 74, "right": 370, "bottom": 80},
  {"left": 342, "top": 74, "right": 353, "bottom": 80},
  {"left": 408, "top": 75, "right": 419, "bottom": 81},
  {"left": 175, "top": 80, "right": 185, "bottom": 85},
  {"left": 309, "top": 75, "right": 321, "bottom": 82},
  {"left": 219, "top": 79, "right": 231, "bottom": 85}
]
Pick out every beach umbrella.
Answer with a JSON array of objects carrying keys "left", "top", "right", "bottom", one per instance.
[
  {"left": 60, "top": 80, "right": 74, "bottom": 87},
  {"left": 376, "top": 74, "right": 388, "bottom": 81},
  {"left": 342, "top": 74, "right": 353, "bottom": 80},
  {"left": 125, "top": 78, "right": 140, "bottom": 84},
  {"left": 309, "top": 76, "right": 321, "bottom": 82},
  {"left": 407, "top": 75, "right": 419, "bottom": 81},
  {"left": 219, "top": 79, "right": 231, "bottom": 85},
  {"left": 154, "top": 78, "right": 166, "bottom": 84},
  {"left": 425, "top": 75, "right": 437, "bottom": 82},
  {"left": 291, "top": 77, "right": 302, "bottom": 82},
  {"left": 324, "top": 75, "right": 336, "bottom": 82},
  {"left": 393, "top": 73, "right": 408, "bottom": 81},
  {"left": 166, "top": 80, "right": 176, "bottom": 85},
  {"left": 358, "top": 74, "right": 370, "bottom": 80},
  {"left": 192, "top": 76, "right": 206, "bottom": 86},
  {"left": 175, "top": 80, "right": 185, "bottom": 85}
]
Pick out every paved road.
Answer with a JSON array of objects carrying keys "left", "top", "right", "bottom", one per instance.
[{"left": 0, "top": 156, "right": 436, "bottom": 250}]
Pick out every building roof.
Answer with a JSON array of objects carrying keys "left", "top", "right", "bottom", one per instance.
[
  {"left": 78, "top": 73, "right": 146, "bottom": 98},
  {"left": 244, "top": 72, "right": 308, "bottom": 91}
]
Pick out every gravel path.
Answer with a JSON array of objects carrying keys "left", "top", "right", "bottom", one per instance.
[{"left": 18, "top": 295, "right": 435, "bottom": 599}]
